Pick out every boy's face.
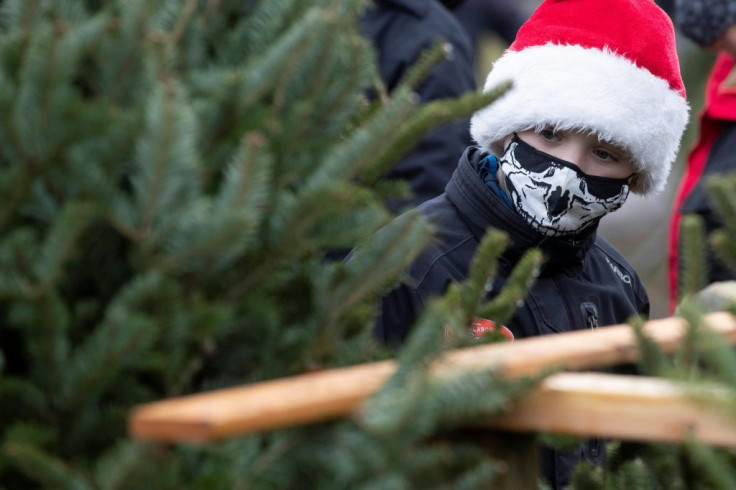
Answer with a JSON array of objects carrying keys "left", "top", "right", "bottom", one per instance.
[
  {"left": 501, "top": 128, "right": 635, "bottom": 179},
  {"left": 494, "top": 128, "right": 634, "bottom": 237},
  {"left": 711, "top": 23, "right": 736, "bottom": 57}
]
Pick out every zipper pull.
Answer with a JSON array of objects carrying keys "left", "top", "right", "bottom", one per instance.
[{"left": 580, "top": 302, "right": 599, "bottom": 329}]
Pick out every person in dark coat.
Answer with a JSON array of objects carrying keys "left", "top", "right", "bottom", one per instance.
[
  {"left": 669, "top": 0, "right": 736, "bottom": 310},
  {"left": 372, "top": 0, "right": 689, "bottom": 487},
  {"left": 452, "top": 0, "right": 529, "bottom": 48},
  {"left": 360, "top": 0, "right": 476, "bottom": 213}
]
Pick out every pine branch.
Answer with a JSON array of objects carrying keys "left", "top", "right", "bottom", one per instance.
[
  {"left": 169, "top": 0, "right": 198, "bottom": 45},
  {"left": 0, "top": 0, "right": 41, "bottom": 33},
  {"left": 705, "top": 174, "right": 736, "bottom": 277},
  {"left": 444, "top": 458, "right": 498, "bottom": 490},
  {"left": 424, "top": 368, "right": 545, "bottom": 428},
  {"left": 699, "top": 321, "right": 736, "bottom": 388},
  {"left": 478, "top": 248, "right": 542, "bottom": 326},
  {"left": 93, "top": 441, "right": 150, "bottom": 490},
  {"left": 30, "top": 289, "right": 72, "bottom": 396},
  {"left": 55, "top": 10, "right": 110, "bottom": 82},
  {"left": 304, "top": 189, "right": 388, "bottom": 250},
  {"left": 102, "top": 0, "right": 156, "bottom": 102},
  {"left": 158, "top": 132, "right": 274, "bottom": 274},
  {"left": 301, "top": 87, "right": 418, "bottom": 195},
  {"left": 237, "top": 0, "right": 300, "bottom": 60},
  {"left": 458, "top": 229, "right": 508, "bottom": 323},
  {"left": 278, "top": 31, "right": 374, "bottom": 159},
  {"left": 360, "top": 341, "right": 546, "bottom": 445},
  {"left": 685, "top": 439, "right": 736, "bottom": 490},
  {"left": 709, "top": 230, "right": 736, "bottom": 279},
  {"left": 35, "top": 201, "right": 93, "bottom": 289},
  {"left": 0, "top": 226, "right": 36, "bottom": 298},
  {"left": 361, "top": 82, "right": 512, "bottom": 184},
  {"left": 630, "top": 315, "right": 669, "bottom": 376},
  {"left": 0, "top": 377, "right": 49, "bottom": 421},
  {"left": 705, "top": 173, "right": 736, "bottom": 236},
  {"left": 60, "top": 272, "right": 162, "bottom": 410},
  {"left": 14, "top": 21, "right": 56, "bottom": 163},
  {"left": 2, "top": 440, "right": 93, "bottom": 490},
  {"left": 678, "top": 214, "right": 709, "bottom": 302},
  {"left": 132, "top": 81, "right": 201, "bottom": 248},
  {"left": 674, "top": 299, "right": 703, "bottom": 372},
  {"left": 10, "top": 6, "right": 108, "bottom": 172},
  {"left": 235, "top": 6, "right": 329, "bottom": 112},
  {"left": 44, "top": 1, "right": 87, "bottom": 23},
  {"left": 315, "top": 208, "right": 433, "bottom": 355},
  {"left": 396, "top": 39, "right": 454, "bottom": 93}
]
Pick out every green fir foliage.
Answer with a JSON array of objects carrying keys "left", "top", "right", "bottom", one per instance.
[
  {"left": 570, "top": 265, "right": 736, "bottom": 487},
  {"left": 567, "top": 170, "right": 736, "bottom": 489},
  {"left": 678, "top": 214, "right": 709, "bottom": 302},
  {"left": 0, "top": 1, "right": 546, "bottom": 488},
  {"left": 706, "top": 173, "right": 736, "bottom": 277}
]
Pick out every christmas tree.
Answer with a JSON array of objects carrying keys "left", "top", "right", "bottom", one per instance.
[{"left": 0, "top": 1, "right": 538, "bottom": 488}]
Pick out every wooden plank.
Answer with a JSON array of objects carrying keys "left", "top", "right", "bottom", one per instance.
[
  {"left": 485, "top": 372, "right": 736, "bottom": 448},
  {"left": 130, "top": 360, "right": 397, "bottom": 443},
  {"left": 129, "top": 311, "right": 736, "bottom": 442},
  {"left": 434, "top": 311, "right": 736, "bottom": 379}
]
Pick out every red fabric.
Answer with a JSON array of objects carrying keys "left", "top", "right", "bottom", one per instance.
[
  {"left": 668, "top": 54, "right": 736, "bottom": 312},
  {"left": 509, "top": 0, "right": 686, "bottom": 97},
  {"left": 471, "top": 318, "right": 514, "bottom": 341}
]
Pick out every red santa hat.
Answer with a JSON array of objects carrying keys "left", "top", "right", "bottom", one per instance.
[{"left": 470, "top": 0, "right": 689, "bottom": 195}]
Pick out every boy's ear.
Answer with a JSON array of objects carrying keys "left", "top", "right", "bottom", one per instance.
[{"left": 628, "top": 172, "right": 644, "bottom": 193}]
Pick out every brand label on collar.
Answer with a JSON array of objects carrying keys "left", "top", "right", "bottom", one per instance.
[{"left": 605, "top": 256, "right": 632, "bottom": 285}]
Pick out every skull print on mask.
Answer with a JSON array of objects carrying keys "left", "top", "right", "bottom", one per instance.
[{"left": 498, "top": 136, "right": 631, "bottom": 237}]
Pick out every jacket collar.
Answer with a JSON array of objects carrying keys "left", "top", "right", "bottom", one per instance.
[{"left": 445, "top": 146, "right": 598, "bottom": 269}]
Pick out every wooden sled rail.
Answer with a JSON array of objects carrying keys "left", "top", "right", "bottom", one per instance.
[
  {"left": 129, "top": 312, "right": 736, "bottom": 444},
  {"left": 486, "top": 372, "right": 736, "bottom": 448}
]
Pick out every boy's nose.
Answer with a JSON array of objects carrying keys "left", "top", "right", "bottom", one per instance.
[{"left": 556, "top": 145, "right": 587, "bottom": 172}]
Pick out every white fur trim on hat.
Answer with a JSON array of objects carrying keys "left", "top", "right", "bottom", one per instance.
[{"left": 470, "top": 43, "right": 690, "bottom": 195}]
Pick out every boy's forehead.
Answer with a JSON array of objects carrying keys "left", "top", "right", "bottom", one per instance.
[{"left": 522, "top": 126, "right": 631, "bottom": 151}]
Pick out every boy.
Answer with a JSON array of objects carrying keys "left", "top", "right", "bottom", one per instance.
[{"left": 374, "top": 0, "right": 689, "bottom": 487}]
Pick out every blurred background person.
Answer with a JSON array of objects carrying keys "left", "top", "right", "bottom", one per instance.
[
  {"left": 452, "top": 0, "right": 534, "bottom": 84},
  {"left": 452, "top": 0, "right": 528, "bottom": 50},
  {"left": 668, "top": 0, "right": 736, "bottom": 310},
  {"left": 360, "top": 0, "right": 476, "bottom": 213}
]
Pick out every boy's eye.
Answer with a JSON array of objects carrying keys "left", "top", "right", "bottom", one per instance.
[
  {"left": 594, "top": 148, "right": 619, "bottom": 162},
  {"left": 539, "top": 128, "right": 557, "bottom": 141}
]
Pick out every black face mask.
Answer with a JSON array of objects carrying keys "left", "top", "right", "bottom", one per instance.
[{"left": 499, "top": 136, "right": 632, "bottom": 237}]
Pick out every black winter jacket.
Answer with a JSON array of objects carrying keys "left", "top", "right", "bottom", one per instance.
[
  {"left": 376, "top": 146, "right": 650, "bottom": 489},
  {"left": 360, "top": 0, "right": 476, "bottom": 213}
]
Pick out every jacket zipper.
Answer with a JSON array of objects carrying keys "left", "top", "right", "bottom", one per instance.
[{"left": 580, "top": 302, "right": 600, "bottom": 465}]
